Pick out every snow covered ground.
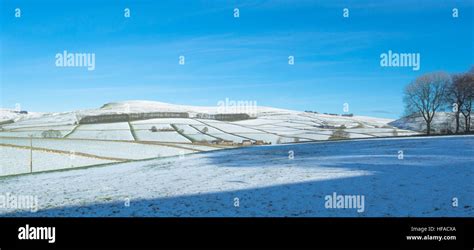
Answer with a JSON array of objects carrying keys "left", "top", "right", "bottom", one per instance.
[
  {"left": 0, "top": 109, "right": 45, "bottom": 124},
  {"left": 68, "top": 123, "right": 135, "bottom": 141},
  {"left": 0, "top": 137, "right": 198, "bottom": 161},
  {"left": 0, "top": 137, "right": 219, "bottom": 176},
  {"left": 0, "top": 146, "right": 115, "bottom": 176},
  {"left": 0, "top": 125, "right": 77, "bottom": 139},
  {"left": 0, "top": 136, "right": 472, "bottom": 217}
]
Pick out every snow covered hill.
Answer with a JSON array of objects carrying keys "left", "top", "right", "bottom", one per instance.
[
  {"left": 0, "top": 100, "right": 418, "bottom": 176},
  {"left": 1, "top": 100, "right": 417, "bottom": 141},
  {"left": 0, "top": 109, "right": 43, "bottom": 124}
]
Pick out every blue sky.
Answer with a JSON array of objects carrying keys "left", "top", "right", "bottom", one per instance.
[{"left": 1, "top": 0, "right": 473, "bottom": 118}]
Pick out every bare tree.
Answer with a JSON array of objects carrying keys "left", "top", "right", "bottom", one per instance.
[
  {"left": 461, "top": 99, "right": 472, "bottom": 132},
  {"left": 448, "top": 74, "right": 468, "bottom": 133},
  {"left": 403, "top": 72, "right": 450, "bottom": 135},
  {"left": 459, "top": 73, "right": 474, "bottom": 132}
]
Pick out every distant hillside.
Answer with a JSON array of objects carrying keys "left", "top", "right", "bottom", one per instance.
[
  {"left": 0, "top": 109, "right": 43, "bottom": 124},
  {"left": 0, "top": 100, "right": 417, "bottom": 144},
  {"left": 390, "top": 112, "right": 473, "bottom": 134}
]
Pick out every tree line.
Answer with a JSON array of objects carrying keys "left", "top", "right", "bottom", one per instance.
[{"left": 403, "top": 66, "right": 474, "bottom": 135}]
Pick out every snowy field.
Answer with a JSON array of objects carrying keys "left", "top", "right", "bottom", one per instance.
[
  {"left": 133, "top": 130, "right": 192, "bottom": 143},
  {"left": 0, "top": 137, "right": 213, "bottom": 176},
  {"left": 68, "top": 123, "right": 135, "bottom": 141},
  {"left": 0, "top": 125, "right": 76, "bottom": 138},
  {"left": 0, "top": 137, "right": 198, "bottom": 160},
  {"left": 0, "top": 146, "right": 115, "bottom": 176},
  {"left": 0, "top": 136, "right": 472, "bottom": 217}
]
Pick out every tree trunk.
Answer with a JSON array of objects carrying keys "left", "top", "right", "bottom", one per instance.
[
  {"left": 465, "top": 115, "right": 469, "bottom": 133},
  {"left": 426, "top": 122, "right": 431, "bottom": 135},
  {"left": 455, "top": 111, "right": 460, "bottom": 133},
  {"left": 467, "top": 115, "right": 471, "bottom": 132}
]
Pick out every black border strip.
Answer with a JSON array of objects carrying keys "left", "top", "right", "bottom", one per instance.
[{"left": 0, "top": 217, "right": 472, "bottom": 249}]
